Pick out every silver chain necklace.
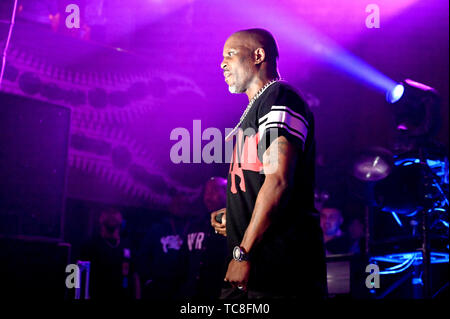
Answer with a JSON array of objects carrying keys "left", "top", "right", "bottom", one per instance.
[{"left": 225, "top": 79, "right": 278, "bottom": 141}]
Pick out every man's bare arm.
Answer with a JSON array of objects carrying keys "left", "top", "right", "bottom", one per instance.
[{"left": 240, "top": 135, "right": 299, "bottom": 254}]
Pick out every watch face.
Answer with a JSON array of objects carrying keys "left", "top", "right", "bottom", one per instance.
[{"left": 233, "top": 246, "right": 241, "bottom": 260}]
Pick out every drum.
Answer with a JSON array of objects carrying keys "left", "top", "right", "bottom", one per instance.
[{"left": 374, "top": 150, "right": 449, "bottom": 216}]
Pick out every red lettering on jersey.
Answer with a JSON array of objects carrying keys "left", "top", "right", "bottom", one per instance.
[{"left": 229, "top": 130, "right": 263, "bottom": 194}]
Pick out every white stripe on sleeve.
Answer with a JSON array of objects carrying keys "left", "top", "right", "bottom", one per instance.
[{"left": 258, "top": 106, "right": 308, "bottom": 144}]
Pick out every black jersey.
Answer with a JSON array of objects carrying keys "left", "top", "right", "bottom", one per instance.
[
  {"left": 136, "top": 217, "right": 189, "bottom": 299},
  {"left": 80, "top": 236, "right": 136, "bottom": 299},
  {"left": 182, "top": 214, "right": 227, "bottom": 299},
  {"left": 226, "top": 81, "right": 326, "bottom": 295}
]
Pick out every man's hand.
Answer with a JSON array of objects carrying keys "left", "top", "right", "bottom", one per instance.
[
  {"left": 224, "top": 259, "right": 251, "bottom": 291},
  {"left": 211, "top": 208, "right": 227, "bottom": 236}
]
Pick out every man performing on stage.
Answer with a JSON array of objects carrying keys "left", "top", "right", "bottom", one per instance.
[{"left": 211, "top": 28, "right": 327, "bottom": 299}]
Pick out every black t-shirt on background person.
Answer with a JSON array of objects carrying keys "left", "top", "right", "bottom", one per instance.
[
  {"left": 136, "top": 217, "right": 189, "bottom": 299},
  {"left": 181, "top": 213, "right": 228, "bottom": 300},
  {"left": 226, "top": 81, "right": 327, "bottom": 296},
  {"left": 80, "top": 236, "right": 136, "bottom": 299},
  {"left": 325, "top": 234, "right": 354, "bottom": 255}
]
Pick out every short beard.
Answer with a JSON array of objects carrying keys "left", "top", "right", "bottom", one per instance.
[
  {"left": 228, "top": 85, "right": 239, "bottom": 94},
  {"left": 228, "top": 81, "right": 246, "bottom": 94}
]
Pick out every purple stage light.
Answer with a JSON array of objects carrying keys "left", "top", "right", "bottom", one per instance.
[
  {"left": 2, "top": 0, "right": 446, "bottom": 207},
  {"left": 387, "top": 83, "right": 405, "bottom": 104},
  {"left": 216, "top": 0, "right": 409, "bottom": 99},
  {"left": 390, "top": 79, "right": 441, "bottom": 136}
]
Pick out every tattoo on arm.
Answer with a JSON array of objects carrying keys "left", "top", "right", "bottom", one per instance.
[
  {"left": 276, "top": 140, "right": 288, "bottom": 156},
  {"left": 263, "top": 136, "right": 299, "bottom": 175},
  {"left": 264, "top": 140, "right": 288, "bottom": 163}
]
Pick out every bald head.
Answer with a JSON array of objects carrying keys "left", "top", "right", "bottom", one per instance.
[
  {"left": 230, "top": 28, "right": 279, "bottom": 68},
  {"left": 221, "top": 28, "right": 280, "bottom": 96}
]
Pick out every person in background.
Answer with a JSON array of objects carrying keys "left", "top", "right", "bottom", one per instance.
[
  {"left": 136, "top": 194, "right": 190, "bottom": 299},
  {"left": 80, "top": 207, "right": 140, "bottom": 299},
  {"left": 320, "top": 206, "right": 353, "bottom": 255},
  {"left": 181, "top": 177, "right": 228, "bottom": 300}
]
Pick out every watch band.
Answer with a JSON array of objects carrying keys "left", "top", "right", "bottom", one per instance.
[{"left": 233, "top": 246, "right": 250, "bottom": 262}]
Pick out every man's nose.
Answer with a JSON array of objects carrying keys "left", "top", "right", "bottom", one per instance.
[{"left": 220, "top": 59, "right": 227, "bottom": 70}]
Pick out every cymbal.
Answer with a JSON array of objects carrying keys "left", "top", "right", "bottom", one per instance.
[{"left": 353, "top": 147, "right": 393, "bottom": 182}]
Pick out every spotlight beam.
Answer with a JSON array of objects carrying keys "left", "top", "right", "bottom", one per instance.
[{"left": 218, "top": 0, "right": 401, "bottom": 99}]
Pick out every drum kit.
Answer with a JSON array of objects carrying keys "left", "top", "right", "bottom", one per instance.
[{"left": 351, "top": 80, "right": 448, "bottom": 298}]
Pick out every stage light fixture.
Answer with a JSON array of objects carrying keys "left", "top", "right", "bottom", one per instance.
[
  {"left": 387, "top": 79, "right": 441, "bottom": 137},
  {"left": 386, "top": 83, "right": 404, "bottom": 104}
]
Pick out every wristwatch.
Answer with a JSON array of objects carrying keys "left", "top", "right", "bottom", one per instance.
[{"left": 233, "top": 246, "right": 250, "bottom": 262}]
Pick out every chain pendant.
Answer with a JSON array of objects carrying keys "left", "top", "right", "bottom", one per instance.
[{"left": 225, "top": 80, "right": 278, "bottom": 141}]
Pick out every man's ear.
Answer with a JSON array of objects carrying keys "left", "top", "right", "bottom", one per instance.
[{"left": 254, "top": 47, "right": 266, "bottom": 65}]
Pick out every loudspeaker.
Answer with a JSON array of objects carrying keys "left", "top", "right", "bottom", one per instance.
[
  {"left": 0, "top": 92, "right": 70, "bottom": 238},
  {"left": 0, "top": 237, "right": 71, "bottom": 299}
]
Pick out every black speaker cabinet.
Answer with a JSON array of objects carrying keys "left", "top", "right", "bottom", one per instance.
[
  {"left": 0, "top": 92, "right": 70, "bottom": 239},
  {"left": 0, "top": 237, "right": 71, "bottom": 299}
]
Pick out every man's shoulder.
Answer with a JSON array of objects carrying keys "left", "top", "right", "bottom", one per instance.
[
  {"left": 259, "top": 81, "right": 312, "bottom": 122},
  {"left": 273, "top": 80, "right": 297, "bottom": 91},
  {"left": 265, "top": 81, "right": 309, "bottom": 110},
  {"left": 326, "top": 234, "right": 354, "bottom": 252},
  {"left": 271, "top": 80, "right": 304, "bottom": 97}
]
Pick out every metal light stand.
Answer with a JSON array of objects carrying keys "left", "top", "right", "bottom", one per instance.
[
  {"left": 75, "top": 261, "right": 91, "bottom": 299},
  {"left": 418, "top": 150, "right": 445, "bottom": 298},
  {"left": 0, "top": 0, "right": 18, "bottom": 89},
  {"left": 421, "top": 205, "right": 431, "bottom": 298},
  {"left": 364, "top": 182, "right": 377, "bottom": 258}
]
